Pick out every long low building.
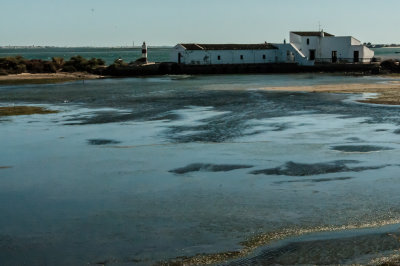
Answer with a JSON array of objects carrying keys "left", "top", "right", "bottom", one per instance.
[
  {"left": 170, "top": 31, "right": 374, "bottom": 66},
  {"left": 171, "top": 43, "right": 279, "bottom": 65}
]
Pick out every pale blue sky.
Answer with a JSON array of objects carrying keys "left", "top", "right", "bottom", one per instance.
[{"left": 1, "top": 0, "right": 399, "bottom": 47}]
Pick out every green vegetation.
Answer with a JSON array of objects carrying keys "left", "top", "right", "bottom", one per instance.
[
  {"left": 62, "top": 55, "right": 105, "bottom": 72},
  {"left": 0, "top": 55, "right": 106, "bottom": 75},
  {"left": 0, "top": 106, "right": 59, "bottom": 116}
]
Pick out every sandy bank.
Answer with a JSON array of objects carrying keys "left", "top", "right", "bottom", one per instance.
[
  {"left": 0, "top": 106, "right": 59, "bottom": 116},
  {"left": 261, "top": 81, "right": 400, "bottom": 105},
  {"left": 0, "top": 72, "right": 103, "bottom": 85}
]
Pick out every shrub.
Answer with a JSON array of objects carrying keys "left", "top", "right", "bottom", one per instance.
[
  {"left": 63, "top": 56, "right": 105, "bottom": 72},
  {"left": 52, "top": 57, "right": 65, "bottom": 69},
  {"left": 25, "top": 60, "right": 45, "bottom": 73},
  {"left": 0, "top": 69, "right": 8, "bottom": 75},
  {"left": 62, "top": 65, "right": 77, "bottom": 72},
  {"left": 381, "top": 60, "right": 400, "bottom": 73},
  {"left": 0, "top": 56, "right": 27, "bottom": 74},
  {"left": 43, "top": 62, "right": 57, "bottom": 73}
]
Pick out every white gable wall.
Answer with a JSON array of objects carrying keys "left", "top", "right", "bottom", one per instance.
[{"left": 290, "top": 33, "right": 374, "bottom": 63}]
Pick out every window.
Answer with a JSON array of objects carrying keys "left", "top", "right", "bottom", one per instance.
[
  {"left": 240, "top": 55, "right": 244, "bottom": 60},
  {"left": 217, "top": 55, "right": 221, "bottom": 60},
  {"left": 262, "top": 55, "right": 266, "bottom": 59},
  {"left": 307, "top": 38, "right": 310, "bottom": 45}
]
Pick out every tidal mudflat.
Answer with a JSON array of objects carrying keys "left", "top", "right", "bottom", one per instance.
[{"left": 1, "top": 74, "right": 400, "bottom": 265}]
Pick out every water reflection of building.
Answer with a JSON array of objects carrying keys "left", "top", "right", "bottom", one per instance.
[{"left": 171, "top": 31, "right": 374, "bottom": 66}]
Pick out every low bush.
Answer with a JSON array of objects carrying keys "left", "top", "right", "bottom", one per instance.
[
  {"left": 381, "top": 60, "right": 400, "bottom": 73},
  {"left": 63, "top": 56, "right": 106, "bottom": 72}
]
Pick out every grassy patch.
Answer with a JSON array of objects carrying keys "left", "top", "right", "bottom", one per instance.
[{"left": 0, "top": 106, "right": 59, "bottom": 116}]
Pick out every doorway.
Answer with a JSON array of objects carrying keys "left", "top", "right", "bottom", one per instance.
[
  {"left": 332, "top": 51, "right": 337, "bottom": 63},
  {"left": 309, "top": 50, "right": 315, "bottom": 61},
  {"left": 178, "top": 53, "right": 182, "bottom": 64},
  {"left": 354, "top": 51, "right": 359, "bottom": 63}
]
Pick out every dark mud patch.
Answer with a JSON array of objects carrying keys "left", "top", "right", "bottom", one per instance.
[
  {"left": 275, "top": 176, "right": 353, "bottom": 184},
  {"left": 331, "top": 145, "right": 393, "bottom": 153},
  {"left": 250, "top": 160, "right": 387, "bottom": 176},
  {"left": 149, "top": 113, "right": 181, "bottom": 121},
  {"left": 269, "top": 123, "right": 291, "bottom": 131},
  {"left": 87, "top": 139, "right": 121, "bottom": 145},
  {"left": 345, "top": 137, "right": 363, "bottom": 142},
  {"left": 170, "top": 163, "right": 253, "bottom": 174}
]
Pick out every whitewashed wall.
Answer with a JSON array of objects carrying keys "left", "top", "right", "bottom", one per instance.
[
  {"left": 171, "top": 32, "right": 374, "bottom": 66},
  {"left": 171, "top": 45, "right": 278, "bottom": 65}
]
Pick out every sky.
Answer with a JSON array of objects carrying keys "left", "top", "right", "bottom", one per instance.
[{"left": 1, "top": 0, "right": 399, "bottom": 47}]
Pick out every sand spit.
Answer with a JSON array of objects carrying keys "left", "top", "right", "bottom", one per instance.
[
  {"left": 160, "top": 219, "right": 400, "bottom": 265},
  {"left": 261, "top": 81, "right": 400, "bottom": 105},
  {"left": 0, "top": 72, "right": 103, "bottom": 85},
  {"left": 0, "top": 106, "right": 59, "bottom": 116}
]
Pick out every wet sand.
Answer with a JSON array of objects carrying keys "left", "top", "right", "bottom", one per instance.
[
  {"left": 0, "top": 72, "right": 103, "bottom": 85},
  {"left": 262, "top": 80, "right": 400, "bottom": 105}
]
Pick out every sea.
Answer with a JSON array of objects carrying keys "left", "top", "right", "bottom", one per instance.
[
  {"left": 0, "top": 47, "right": 172, "bottom": 65},
  {"left": 1, "top": 49, "right": 400, "bottom": 265},
  {"left": 0, "top": 47, "right": 399, "bottom": 64}
]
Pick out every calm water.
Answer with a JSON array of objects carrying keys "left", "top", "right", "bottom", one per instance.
[
  {"left": 1, "top": 74, "right": 400, "bottom": 265},
  {"left": 1, "top": 47, "right": 399, "bottom": 65},
  {"left": 373, "top": 47, "right": 400, "bottom": 60},
  {"left": 0, "top": 47, "right": 172, "bottom": 64}
]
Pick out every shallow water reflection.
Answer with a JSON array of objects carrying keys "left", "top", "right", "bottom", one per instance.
[{"left": 1, "top": 74, "right": 400, "bottom": 265}]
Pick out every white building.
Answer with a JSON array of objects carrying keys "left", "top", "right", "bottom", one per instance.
[
  {"left": 170, "top": 43, "right": 279, "bottom": 65},
  {"left": 170, "top": 31, "right": 374, "bottom": 66},
  {"left": 289, "top": 31, "right": 374, "bottom": 63}
]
